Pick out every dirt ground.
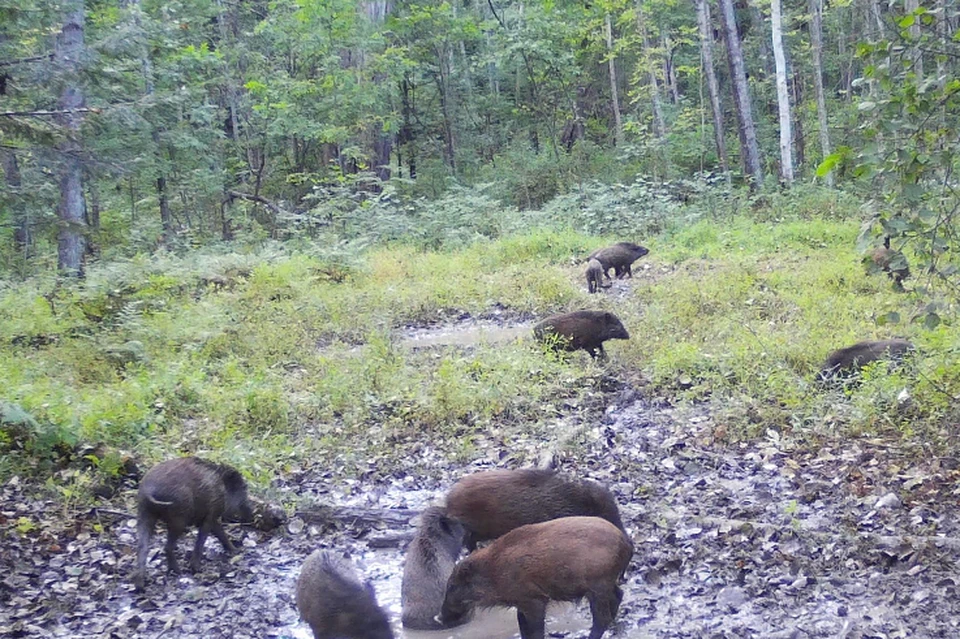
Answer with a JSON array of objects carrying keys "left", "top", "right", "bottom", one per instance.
[{"left": 4, "top": 307, "right": 960, "bottom": 639}]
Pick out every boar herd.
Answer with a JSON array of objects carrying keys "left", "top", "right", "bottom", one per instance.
[{"left": 130, "top": 238, "right": 917, "bottom": 638}]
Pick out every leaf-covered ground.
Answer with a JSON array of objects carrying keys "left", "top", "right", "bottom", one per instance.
[{"left": 4, "top": 371, "right": 960, "bottom": 638}]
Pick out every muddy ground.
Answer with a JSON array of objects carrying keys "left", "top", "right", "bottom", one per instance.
[{"left": 4, "top": 291, "right": 960, "bottom": 639}]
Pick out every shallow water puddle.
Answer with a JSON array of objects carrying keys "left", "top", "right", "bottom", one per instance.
[{"left": 280, "top": 548, "right": 590, "bottom": 639}]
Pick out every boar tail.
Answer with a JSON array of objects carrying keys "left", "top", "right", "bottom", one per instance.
[{"left": 144, "top": 490, "right": 175, "bottom": 508}]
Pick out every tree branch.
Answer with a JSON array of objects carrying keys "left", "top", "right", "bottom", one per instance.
[
  {"left": 223, "top": 189, "right": 281, "bottom": 215},
  {"left": 0, "top": 107, "right": 102, "bottom": 118}
]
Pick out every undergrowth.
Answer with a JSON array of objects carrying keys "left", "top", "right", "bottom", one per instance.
[{"left": 2, "top": 196, "right": 959, "bottom": 499}]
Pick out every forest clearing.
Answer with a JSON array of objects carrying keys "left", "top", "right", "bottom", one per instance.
[{"left": 5, "top": 0, "right": 960, "bottom": 635}]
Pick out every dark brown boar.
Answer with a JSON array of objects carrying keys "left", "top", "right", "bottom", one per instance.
[
  {"left": 134, "top": 457, "right": 253, "bottom": 591},
  {"left": 445, "top": 469, "right": 626, "bottom": 551},
  {"left": 867, "top": 238, "right": 910, "bottom": 291},
  {"left": 589, "top": 242, "right": 650, "bottom": 279},
  {"left": 296, "top": 550, "right": 394, "bottom": 639},
  {"left": 401, "top": 507, "right": 466, "bottom": 629},
  {"left": 817, "top": 338, "right": 915, "bottom": 383},
  {"left": 585, "top": 258, "right": 612, "bottom": 294},
  {"left": 533, "top": 310, "right": 629, "bottom": 360},
  {"left": 440, "top": 516, "right": 632, "bottom": 639}
]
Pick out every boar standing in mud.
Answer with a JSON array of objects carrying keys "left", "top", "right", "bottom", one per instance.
[
  {"left": 445, "top": 468, "right": 626, "bottom": 551},
  {"left": 589, "top": 242, "right": 650, "bottom": 279},
  {"left": 297, "top": 550, "right": 394, "bottom": 639},
  {"left": 401, "top": 507, "right": 466, "bottom": 629},
  {"left": 817, "top": 338, "right": 915, "bottom": 384},
  {"left": 134, "top": 457, "right": 253, "bottom": 591},
  {"left": 533, "top": 310, "right": 629, "bottom": 360},
  {"left": 440, "top": 516, "right": 633, "bottom": 639},
  {"left": 585, "top": 258, "right": 612, "bottom": 294},
  {"left": 866, "top": 237, "right": 910, "bottom": 291}
]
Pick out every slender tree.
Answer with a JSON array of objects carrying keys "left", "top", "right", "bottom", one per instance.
[
  {"left": 605, "top": 12, "right": 624, "bottom": 146},
  {"left": 694, "top": 0, "right": 728, "bottom": 173},
  {"left": 717, "top": 0, "right": 764, "bottom": 186},
  {"left": 54, "top": 0, "right": 87, "bottom": 276},
  {"left": 771, "top": 0, "right": 794, "bottom": 184},
  {"left": 809, "top": 0, "right": 834, "bottom": 186}
]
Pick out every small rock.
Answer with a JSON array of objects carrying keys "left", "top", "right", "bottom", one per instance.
[
  {"left": 875, "top": 492, "right": 901, "bottom": 510},
  {"left": 716, "top": 586, "right": 747, "bottom": 610}
]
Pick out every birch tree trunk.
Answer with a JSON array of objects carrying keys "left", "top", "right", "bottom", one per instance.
[
  {"left": 771, "top": 0, "right": 794, "bottom": 184},
  {"left": 694, "top": 0, "right": 729, "bottom": 173},
  {"left": 718, "top": 0, "right": 764, "bottom": 187},
  {"left": 809, "top": 0, "right": 834, "bottom": 186},
  {"left": 905, "top": 0, "right": 922, "bottom": 78},
  {"left": 605, "top": 13, "right": 624, "bottom": 147},
  {"left": 55, "top": 0, "right": 87, "bottom": 276}
]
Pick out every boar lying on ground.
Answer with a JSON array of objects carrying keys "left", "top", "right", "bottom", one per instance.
[
  {"left": 297, "top": 550, "right": 394, "bottom": 639},
  {"left": 445, "top": 469, "right": 626, "bottom": 551},
  {"left": 589, "top": 242, "right": 649, "bottom": 279},
  {"left": 440, "top": 516, "right": 633, "bottom": 639},
  {"left": 866, "top": 237, "right": 910, "bottom": 291},
  {"left": 817, "top": 338, "right": 915, "bottom": 383},
  {"left": 401, "top": 507, "right": 466, "bottom": 629},
  {"left": 134, "top": 457, "right": 253, "bottom": 591},
  {"left": 533, "top": 310, "right": 629, "bottom": 360},
  {"left": 585, "top": 258, "right": 612, "bottom": 294}
]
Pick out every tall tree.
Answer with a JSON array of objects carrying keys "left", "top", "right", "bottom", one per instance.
[
  {"left": 809, "top": 0, "right": 833, "bottom": 186},
  {"left": 604, "top": 12, "right": 624, "bottom": 146},
  {"left": 1, "top": 148, "right": 29, "bottom": 256},
  {"left": 54, "top": 0, "right": 87, "bottom": 276},
  {"left": 694, "top": 0, "right": 728, "bottom": 173},
  {"left": 771, "top": 0, "right": 794, "bottom": 184},
  {"left": 717, "top": 0, "right": 763, "bottom": 186}
]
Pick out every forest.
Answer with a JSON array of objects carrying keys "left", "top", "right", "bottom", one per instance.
[{"left": 3, "top": 0, "right": 960, "bottom": 637}]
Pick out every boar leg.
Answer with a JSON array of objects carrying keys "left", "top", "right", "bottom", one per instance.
[
  {"left": 211, "top": 520, "right": 237, "bottom": 554},
  {"left": 516, "top": 602, "right": 546, "bottom": 639},
  {"left": 165, "top": 521, "right": 185, "bottom": 574},
  {"left": 134, "top": 514, "right": 156, "bottom": 591},
  {"left": 587, "top": 585, "right": 623, "bottom": 639},
  {"left": 189, "top": 520, "right": 211, "bottom": 572}
]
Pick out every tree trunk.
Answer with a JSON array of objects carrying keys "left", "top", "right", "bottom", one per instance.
[
  {"left": 662, "top": 34, "right": 681, "bottom": 104},
  {"left": 2, "top": 149, "right": 30, "bottom": 256},
  {"left": 771, "top": 0, "right": 794, "bottom": 184},
  {"left": 905, "top": 0, "right": 922, "bottom": 77},
  {"left": 790, "top": 69, "right": 805, "bottom": 171},
  {"left": 718, "top": 0, "right": 764, "bottom": 187},
  {"left": 435, "top": 45, "right": 457, "bottom": 173},
  {"left": 55, "top": 1, "right": 87, "bottom": 277},
  {"left": 809, "top": 0, "right": 834, "bottom": 186},
  {"left": 694, "top": 0, "right": 729, "bottom": 173},
  {"left": 636, "top": 5, "right": 667, "bottom": 144},
  {"left": 605, "top": 13, "right": 624, "bottom": 147}
]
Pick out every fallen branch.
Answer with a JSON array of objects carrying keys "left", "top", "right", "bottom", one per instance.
[
  {"left": 295, "top": 505, "right": 421, "bottom": 529},
  {"left": 0, "top": 53, "right": 54, "bottom": 68},
  {"left": 223, "top": 190, "right": 281, "bottom": 215},
  {"left": 0, "top": 107, "right": 103, "bottom": 118}
]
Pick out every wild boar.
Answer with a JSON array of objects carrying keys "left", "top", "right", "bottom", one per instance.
[
  {"left": 401, "top": 507, "right": 466, "bottom": 629},
  {"left": 589, "top": 242, "right": 650, "bottom": 279},
  {"left": 445, "top": 469, "right": 626, "bottom": 551},
  {"left": 817, "top": 338, "right": 915, "bottom": 383},
  {"left": 134, "top": 457, "right": 253, "bottom": 591},
  {"left": 440, "top": 516, "right": 633, "bottom": 639},
  {"left": 585, "top": 258, "right": 612, "bottom": 294},
  {"left": 867, "top": 238, "right": 910, "bottom": 291},
  {"left": 533, "top": 310, "right": 629, "bottom": 360},
  {"left": 296, "top": 550, "right": 394, "bottom": 639}
]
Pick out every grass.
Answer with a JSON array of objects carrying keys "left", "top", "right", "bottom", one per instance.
[{"left": 2, "top": 212, "right": 959, "bottom": 498}]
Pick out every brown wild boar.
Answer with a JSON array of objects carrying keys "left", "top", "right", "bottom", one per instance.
[
  {"left": 589, "top": 242, "right": 650, "bottom": 279},
  {"left": 440, "top": 516, "right": 633, "bottom": 639},
  {"left": 533, "top": 310, "right": 629, "bottom": 360},
  {"left": 445, "top": 469, "right": 626, "bottom": 551},
  {"left": 817, "top": 338, "right": 915, "bottom": 383},
  {"left": 297, "top": 550, "right": 394, "bottom": 639},
  {"left": 401, "top": 507, "right": 466, "bottom": 629},
  {"left": 866, "top": 237, "right": 910, "bottom": 291},
  {"left": 134, "top": 457, "right": 253, "bottom": 591},
  {"left": 585, "top": 258, "right": 612, "bottom": 294}
]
